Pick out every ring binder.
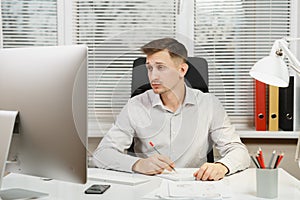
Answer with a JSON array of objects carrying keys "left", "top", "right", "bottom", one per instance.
[
  {"left": 255, "top": 80, "right": 266, "bottom": 131},
  {"left": 269, "top": 85, "right": 279, "bottom": 131},
  {"left": 279, "top": 76, "right": 294, "bottom": 131}
]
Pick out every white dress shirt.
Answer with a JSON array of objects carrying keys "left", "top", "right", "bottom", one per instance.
[{"left": 93, "top": 86, "right": 250, "bottom": 174}]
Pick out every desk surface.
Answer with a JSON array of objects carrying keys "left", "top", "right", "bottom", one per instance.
[{"left": 1, "top": 168, "right": 300, "bottom": 200}]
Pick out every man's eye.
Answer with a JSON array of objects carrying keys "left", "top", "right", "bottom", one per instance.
[
  {"left": 146, "top": 65, "right": 153, "bottom": 71},
  {"left": 157, "top": 65, "right": 166, "bottom": 70}
]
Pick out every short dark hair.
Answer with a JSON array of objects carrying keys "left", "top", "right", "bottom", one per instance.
[{"left": 141, "top": 38, "right": 187, "bottom": 62}]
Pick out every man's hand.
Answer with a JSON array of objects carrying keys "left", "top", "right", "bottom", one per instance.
[
  {"left": 132, "top": 154, "right": 175, "bottom": 175},
  {"left": 193, "top": 163, "right": 229, "bottom": 181}
]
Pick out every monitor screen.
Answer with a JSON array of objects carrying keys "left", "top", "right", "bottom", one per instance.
[{"left": 0, "top": 45, "right": 87, "bottom": 194}]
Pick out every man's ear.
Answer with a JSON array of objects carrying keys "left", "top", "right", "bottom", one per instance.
[{"left": 179, "top": 63, "right": 189, "bottom": 78}]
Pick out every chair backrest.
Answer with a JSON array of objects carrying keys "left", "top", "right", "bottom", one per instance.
[
  {"left": 130, "top": 57, "right": 214, "bottom": 163},
  {"left": 131, "top": 57, "right": 208, "bottom": 97}
]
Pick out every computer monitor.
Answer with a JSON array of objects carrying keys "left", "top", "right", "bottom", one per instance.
[{"left": 0, "top": 45, "right": 88, "bottom": 199}]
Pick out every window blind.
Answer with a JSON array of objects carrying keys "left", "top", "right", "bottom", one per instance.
[
  {"left": 1, "top": 0, "right": 57, "bottom": 48},
  {"left": 194, "top": 0, "right": 290, "bottom": 129},
  {"left": 1, "top": 0, "right": 293, "bottom": 135},
  {"left": 72, "top": 0, "right": 177, "bottom": 136}
]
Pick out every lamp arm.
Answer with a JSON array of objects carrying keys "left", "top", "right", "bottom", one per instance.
[
  {"left": 278, "top": 39, "right": 300, "bottom": 75},
  {"left": 289, "top": 63, "right": 300, "bottom": 75}
]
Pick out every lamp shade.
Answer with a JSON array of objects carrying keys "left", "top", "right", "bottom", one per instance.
[{"left": 249, "top": 55, "right": 289, "bottom": 87}]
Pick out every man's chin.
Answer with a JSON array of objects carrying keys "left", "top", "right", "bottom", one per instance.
[
  {"left": 152, "top": 89, "right": 161, "bottom": 94},
  {"left": 152, "top": 87, "right": 163, "bottom": 94}
]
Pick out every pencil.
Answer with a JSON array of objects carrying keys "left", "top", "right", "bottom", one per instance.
[
  {"left": 251, "top": 155, "right": 260, "bottom": 168},
  {"left": 255, "top": 154, "right": 262, "bottom": 168},
  {"left": 149, "top": 141, "right": 177, "bottom": 173},
  {"left": 258, "top": 147, "right": 266, "bottom": 169},
  {"left": 274, "top": 153, "right": 284, "bottom": 168},
  {"left": 268, "top": 150, "right": 276, "bottom": 169},
  {"left": 273, "top": 155, "right": 280, "bottom": 169}
]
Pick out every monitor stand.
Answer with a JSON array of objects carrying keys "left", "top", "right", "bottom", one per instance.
[
  {"left": 0, "top": 189, "right": 48, "bottom": 200},
  {"left": 0, "top": 111, "right": 48, "bottom": 200},
  {"left": 296, "top": 134, "right": 300, "bottom": 168}
]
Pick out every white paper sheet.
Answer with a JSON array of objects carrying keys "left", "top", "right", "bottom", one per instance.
[
  {"left": 143, "top": 179, "right": 232, "bottom": 199},
  {"left": 156, "top": 168, "right": 196, "bottom": 181}
]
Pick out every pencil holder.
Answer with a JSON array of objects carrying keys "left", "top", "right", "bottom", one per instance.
[{"left": 256, "top": 168, "right": 278, "bottom": 198}]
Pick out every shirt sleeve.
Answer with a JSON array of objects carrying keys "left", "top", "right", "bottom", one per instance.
[
  {"left": 92, "top": 100, "right": 140, "bottom": 172},
  {"left": 208, "top": 95, "right": 250, "bottom": 175}
]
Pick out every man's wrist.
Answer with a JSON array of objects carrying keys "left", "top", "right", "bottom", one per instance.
[
  {"left": 215, "top": 162, "right": 229, "bottom": 175},
  {"left": 132, "top": 159, "right": 141, "bottom": 173}
]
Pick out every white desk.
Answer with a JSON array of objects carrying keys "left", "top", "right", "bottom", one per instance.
[{"left": 1, "top": 168, "right": 300, "bottom": 200}]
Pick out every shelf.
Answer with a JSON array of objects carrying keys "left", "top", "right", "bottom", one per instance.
[{"left": 237, "top": 130, "right": 300, "bottom": 139}]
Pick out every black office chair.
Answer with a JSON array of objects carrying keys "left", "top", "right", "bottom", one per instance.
[{"left": 130, "top": 57, "right": 214, "bottom": 163}]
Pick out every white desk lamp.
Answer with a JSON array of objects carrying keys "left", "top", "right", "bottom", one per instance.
[
  {"left": 250, "top": 37, "right": 300, "bottom": 87},
  {"left": 249, "top": 37, "right": 300, "bottom": 168}
]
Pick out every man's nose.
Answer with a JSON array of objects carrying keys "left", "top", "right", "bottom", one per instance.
[{"left": 150, "top": 68, "right": 160, "bottom": 79}]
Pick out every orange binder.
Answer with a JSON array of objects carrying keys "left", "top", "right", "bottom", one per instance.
[
  {"left": 255, "top": 80, "right": 266, "bottom": 131},
  {"left": 269, "top": 85, "right": 279, "bottom": 131}
]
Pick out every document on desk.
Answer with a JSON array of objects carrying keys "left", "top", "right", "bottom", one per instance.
[
  {"left": 143, "top": 179, "right": 232, "bottom": 200},
  {"left": 88, "top": 168, "right": 150, "bottom": 186},
  {"left": 156, "top": 168, "right": 196, "bottom": 181}
]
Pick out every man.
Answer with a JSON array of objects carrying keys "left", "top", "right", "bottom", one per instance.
[{"left": 93, "top": 38, "right": 250, "bottom": 181}]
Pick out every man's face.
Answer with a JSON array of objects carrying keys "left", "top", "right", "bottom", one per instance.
[{"left": 146, "top": 50, "right": 185, "bottom": 94}]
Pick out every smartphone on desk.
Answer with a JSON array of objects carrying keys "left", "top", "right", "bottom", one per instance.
[{"left": 84, "top": 184, "right": 111, "bottom": 194}]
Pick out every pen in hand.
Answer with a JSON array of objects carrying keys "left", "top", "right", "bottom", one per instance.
[{"left": 149, "top": 141, "right": 177, "bottom": 173}]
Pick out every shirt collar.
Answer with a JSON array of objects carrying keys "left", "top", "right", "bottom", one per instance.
[
  {"left": 149, "top": 85, "right": 198, "bottom": 108},
  {"left": 183, "top": 85, "right": 197, "bottom": 106}
]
